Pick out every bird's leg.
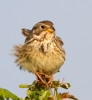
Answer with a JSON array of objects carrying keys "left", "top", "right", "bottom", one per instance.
[
  {"left": 35, "top": 72, "right": 54, "bottom": 85},
  {"left": 47, "top": 75, "right": 54, "bottom": 84},
  {"left": 35, "top": 72, "right": 46, "bottom": 84},
  {"left": 38, "top": 73, "right": 54, "bottom": 85}
]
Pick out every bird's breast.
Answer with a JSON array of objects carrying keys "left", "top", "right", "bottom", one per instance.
[
  {"left": 15, "top": 39, "right": 65, "bottom": 75},
  {"left": 23, "top": 40, "right": 65, "bottom": 75}
]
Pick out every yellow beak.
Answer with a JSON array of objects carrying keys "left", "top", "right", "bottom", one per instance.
[{"left": 47, "top": 27, "right": 55, "bottom": 33}]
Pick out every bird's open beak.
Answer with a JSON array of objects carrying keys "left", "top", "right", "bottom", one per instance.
[{"left": 47, "top": 26, "right": 55, "bottom": 33}]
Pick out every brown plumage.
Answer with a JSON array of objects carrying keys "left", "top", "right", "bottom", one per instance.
[{"left": 13, "top": 20, "right": 65, "bottom": 84}]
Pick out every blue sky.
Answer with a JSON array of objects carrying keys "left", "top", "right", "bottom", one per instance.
[{"left": 0, "top": 0, "right": 92, "bottom": 100}]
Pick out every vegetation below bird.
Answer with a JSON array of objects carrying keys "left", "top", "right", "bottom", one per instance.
[{"left": 0, "top": 78, "right": 78, "bottom": 100}]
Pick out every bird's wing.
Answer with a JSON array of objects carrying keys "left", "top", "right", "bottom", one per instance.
[
  {"left": 22, "top": 28, "right": 32, "bottom": 37},
  {"left": 22, "top": 28, "right": 33, "bottom": 43}
]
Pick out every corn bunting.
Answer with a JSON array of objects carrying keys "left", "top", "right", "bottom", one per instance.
[{"left": 14, "top": 20, "right": 65, "bottom": 84}]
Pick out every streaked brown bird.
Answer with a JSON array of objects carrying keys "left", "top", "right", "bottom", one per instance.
[{"left": 14, "top": 20, "right": 65, "bottom": 84}]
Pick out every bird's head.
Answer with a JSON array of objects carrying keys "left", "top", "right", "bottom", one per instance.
[{"left": 32, "top": 20, "right": 56, "bottom": 41}]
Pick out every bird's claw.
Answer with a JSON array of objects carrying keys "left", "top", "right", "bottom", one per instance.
[{"left": 35, "top": 72, "right": 53, "bottom": 85}]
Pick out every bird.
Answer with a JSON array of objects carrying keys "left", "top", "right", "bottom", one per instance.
[{"left": 13, "top": 20, "right": 65, "bottom": 84}]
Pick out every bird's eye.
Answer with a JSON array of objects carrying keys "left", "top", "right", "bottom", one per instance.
[{"left": 41, "top": 25, "right": 45, "bottom": 29}]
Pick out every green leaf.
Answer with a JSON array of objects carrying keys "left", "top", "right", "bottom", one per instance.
[
  {"left": 0, "top": 88, "right": 19, "bottom": 100},
  {"left": 39, "top": 90, "right": 50, "bottom": 100},
  {"left": 60, "top": 83, "right": 71, "bottom": 89},
  {"left": 56, "top": 93, "right": 61, "bottom": 100},
  {"left": 19, "top": 84, "right": 31, "bottom": 88},
  {"left": 25, "top": 96, "right": 31, "bottom": 100},
  {"left": 26, "top": 90, "right": 31, "bottom": 98},
  {"left": 19, "top": 97, "right": 23, "bottom": 100},
  {"left": 27, "top": 90, "right": 39, "bottom": 100},
  {"left": 0, "top": 96, "right": 4, "bottom": 100}
]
